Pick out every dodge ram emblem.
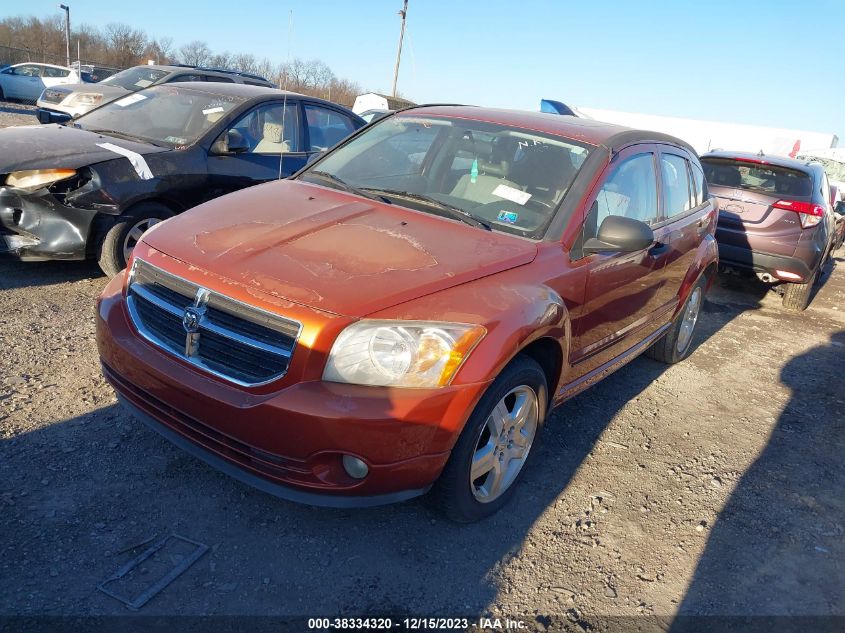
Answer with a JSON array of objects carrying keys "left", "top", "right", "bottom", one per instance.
[{"left": 182, "top": 307, "right": 203, "bottom": 334}]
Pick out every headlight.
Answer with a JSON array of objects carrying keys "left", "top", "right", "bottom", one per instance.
[
  {"left": 5, "top": 169, "right": 77, "bottom": 192},
  {"left": 67, "top": 92, "right": 103, "bottom": 107},
  {"left": 323, "top": 320, "right": 486, "bottom": 388}
]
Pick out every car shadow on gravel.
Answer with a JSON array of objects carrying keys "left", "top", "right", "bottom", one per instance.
[
  {"left": 0, "top": 260, "right": 104, "bottom": 290},
  {"left": 0, "top": 102, "right": 36, "bottom": 116},
  {"left": 0, "top": 277, "right": 768, "bottom": 618},
  {"left": 672, "top": 330, "right": 845, "bottom": 621}
]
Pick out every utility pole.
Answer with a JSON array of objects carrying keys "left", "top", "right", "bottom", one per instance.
[
  {"left": 58, "top": 4, "right": 70, "bottom": 68},
  {"left": 391, "top": 0, "right": 408, "bottom": 98}
]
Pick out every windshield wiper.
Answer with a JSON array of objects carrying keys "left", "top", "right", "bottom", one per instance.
[
  {"left": 306, "top": 171, "right": 392, "bottom": 204},
  {"left": 89, "top": 129, "right": 166, "bottom": 147},
  {"left": 360, "top": 188, "right": 491, "bottom": 231}
]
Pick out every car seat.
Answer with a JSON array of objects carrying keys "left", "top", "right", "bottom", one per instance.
[{"left": 450, "top": 136, "right": 523, "bottom": 205}]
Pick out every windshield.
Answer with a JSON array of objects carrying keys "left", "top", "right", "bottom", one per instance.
[
  {"left": 73, "top": 85, "right": 246, "bottom": 147},
  {"left": 701, "top": 158, "right": 813, "bottom": 198},
  {"left": 100, "top": 67, "right": 169, "bottom": 90},
  {"left": 299, "top": 114, "right": 591, "bottom": 239}
]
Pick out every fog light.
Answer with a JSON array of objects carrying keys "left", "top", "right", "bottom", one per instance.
[
  {"left": 775, "top": 270, "right": 802, "bottom": 281},
  {"left": 342, "top": 455, "right": 369, "bottom": 479}
]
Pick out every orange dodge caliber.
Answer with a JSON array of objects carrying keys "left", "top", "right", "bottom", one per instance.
[{"left": 97, "top": 106, "right": 718, "bottom": 522}]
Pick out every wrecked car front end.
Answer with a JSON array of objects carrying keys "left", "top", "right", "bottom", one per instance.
[{"left": 0, "top": 166, "right": 120, "bottom": 261}]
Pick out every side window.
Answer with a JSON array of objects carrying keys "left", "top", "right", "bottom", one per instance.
[
  {"left": 167, "top": 73, "right": 204, "bottom": 83},
  {"left": 42, "top": 67, "right": 70, "bottom": 78},
  {"left": 661, "top": 154, "right": 694, "bottom": 218},
  {"left": 217, "top": 102, "right": 300, "bottom": 154},
  {"left": 304, "top": 104, "right": 356, "bottom": 152},
  {"left": 691, "top": 162, "right": 706, "bottom": 206},
  {"left": 591, "top": 152, "right": 659, "bottom": 236},
  {"left": 205, "top": 75, "right": 235, "bottom": 83},
  {"left": 14, "top": 65, "right": 40, "bottom": 77}
]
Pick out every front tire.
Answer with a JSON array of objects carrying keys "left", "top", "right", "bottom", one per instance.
[
  {"left": 429, "top": 355, "right": 548, "bottom": 523},
  {"left": 97, "top": 203, "right": 173, "bottom": 277},
  {"left": 647, "top": 276, "right": 706, "bottom": 364}
]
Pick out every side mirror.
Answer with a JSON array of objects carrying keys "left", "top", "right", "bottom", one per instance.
[
  {"left": 583, "top": 215, "right": 655, "bottom": 255},
  {"left": 224, "top": 129, "right": 249, "bottom": 154},
  {"left": 305, "top": 151, "right": 325, "bottom": 166}
]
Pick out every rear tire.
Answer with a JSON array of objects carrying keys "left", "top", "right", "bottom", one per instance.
[
  {"left": 429, "top": 355, "right": 547, "bottom": 523},
  {"left": 647, "top": 276, "right": 706, "bottom": 364},
  {"left": 96, "top": 202, "right": 173, "bottom": 277},
  {"left": 781, "top": 266, "right": 820, "bottom": 311}
]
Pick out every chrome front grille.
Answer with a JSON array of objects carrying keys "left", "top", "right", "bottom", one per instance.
[{"left": 126, "top": 259, "right": 301, "bottom": 386}]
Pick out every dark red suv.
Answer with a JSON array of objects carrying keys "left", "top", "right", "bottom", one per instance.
[
  {"left": 97, "top": 108, "right": 718, "bottom": 521},
  {"left": 701, "top": 151, "right": 836, "bottom": 310}
]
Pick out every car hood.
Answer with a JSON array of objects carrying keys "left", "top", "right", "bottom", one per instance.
[
  {"left": 0, "top": 124, "right": 168, "bottom": 172},
  {"left": 142, "top": 180, "right": 539, "bottom": 317},
  {"left": 43, "top": 82, "right": 129, "bottom": 99}
]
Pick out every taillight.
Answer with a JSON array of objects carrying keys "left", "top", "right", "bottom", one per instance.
[{"left": 773, "top": 199, "right": 825, "bottom": 229}]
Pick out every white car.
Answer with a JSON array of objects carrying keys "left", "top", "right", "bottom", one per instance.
[{"left": 0, "top": 63, "right": 80, "bottom": 102}]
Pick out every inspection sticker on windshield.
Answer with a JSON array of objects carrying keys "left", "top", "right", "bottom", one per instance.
[
  {"left": 496, "top": 210, "right": 519, "bottom": 224},
  {"left": 114, "top": 93, "right": 147, "bottom": 107},
  {"left": 492, "top": 184, "right": 531, "bottom": 205},
  {"left": 202, "top": 106, "right": 224, "bottom": 115}
]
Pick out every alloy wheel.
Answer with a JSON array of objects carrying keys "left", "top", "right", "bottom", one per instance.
[
  {"left": 470, "top": 385, "right": 539, "bottom": 503},
  {"left": 123, "top": 218, "right": 160, "bottom": 262},
  {"left": 676, "top": 286, "right": 702, "bottom": 354}
]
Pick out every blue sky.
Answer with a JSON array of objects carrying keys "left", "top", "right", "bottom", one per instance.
[{"left": 10, "top": 0, "right": 845, "bottom": 137}]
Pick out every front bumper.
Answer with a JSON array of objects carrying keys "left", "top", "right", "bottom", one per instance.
[
  {"left": 0, "top": 186, "right": 95, "bottom": 260},
  {"left": 36, "top": 107, "right": 73, "bottom": 124},
  {"left": 96, "top": 273, "right": 491, "bottom": 506}
]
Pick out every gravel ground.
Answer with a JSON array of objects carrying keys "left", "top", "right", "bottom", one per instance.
[
  {"left": 0, "top": 113, "right": 842, "bottom": 626},
  {"left": 0, "top": 101, "right": 38, "bottom": 127}
]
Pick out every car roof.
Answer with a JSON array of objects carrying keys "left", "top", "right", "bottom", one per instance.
[
  {"left": 142, "top": 82, "right": 361, "bottom": 115},
  {"left": 12, "top": 62, "right": 71, "bottom": 70},
  {"left": 400, "top": 105, "right": 697, "bottom": 154},
  {"left": 701, "top": 150, "right": 820, "bottom": 172},
  {"left": 146, "top": 81, "right": 302, "bottom": 99}
]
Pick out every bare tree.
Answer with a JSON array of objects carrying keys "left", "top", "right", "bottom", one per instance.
[
  {"left": 178, "top": 40, "right": 212, "bottom": 67},
  {"left": 104, "top": 23, "right": 147, "bottom": 67}
]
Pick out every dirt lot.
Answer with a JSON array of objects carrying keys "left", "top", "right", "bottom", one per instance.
[{"left": 0, "top": 109, "right": 842, "bottom": 626}]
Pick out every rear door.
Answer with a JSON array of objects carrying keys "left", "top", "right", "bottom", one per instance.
[
  {"left": 654, "top": 148, "right": 714, "bottom": 309},
  {"left": 41, "top": 66, "right": 72, "bottom": 90},
  {"left": 570, "top": 145, "right": 671, "bottom": 371}
]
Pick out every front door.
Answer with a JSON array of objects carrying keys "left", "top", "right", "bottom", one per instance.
[
  {"left": 205, "top": 100, "right": 308, "bottom": 200},
  {"left": 570, "top": 147, "right": 672, "bottom": 372}
]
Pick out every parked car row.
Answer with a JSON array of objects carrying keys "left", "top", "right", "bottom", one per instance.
[
  {"left": 36, "top": 63, "right": 276, "bottom": 123},
  {"left": 0, "top": 73, "right": 840, "bottom": 521}
]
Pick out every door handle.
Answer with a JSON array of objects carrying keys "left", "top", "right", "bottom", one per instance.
[{"left": 648, "top": 242, "right": 669, "bottom": 257}]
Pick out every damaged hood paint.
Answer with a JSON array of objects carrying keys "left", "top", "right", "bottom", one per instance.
[
  {"left": 143, "top": 180, "right": 538, "bottom": 317},
  {"left": 0, "top": 124, "right": 168, "bottom": 172}
]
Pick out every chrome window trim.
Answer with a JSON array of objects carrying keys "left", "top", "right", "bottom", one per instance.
[{"left": 126, "top": 258, "right": 303, "bottom": 388}]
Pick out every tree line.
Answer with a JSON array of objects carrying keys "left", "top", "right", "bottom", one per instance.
[{"left": 0, "top": 15, "right": 365, "bottom": 106}]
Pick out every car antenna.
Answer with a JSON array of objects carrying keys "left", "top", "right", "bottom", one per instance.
[{"left": 279, "top": 9, "right": 293, "bottom": 180}]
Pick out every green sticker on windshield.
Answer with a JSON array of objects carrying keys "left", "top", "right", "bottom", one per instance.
[{"left": 470, "top": 158, "right": 478, "bottom": 184}]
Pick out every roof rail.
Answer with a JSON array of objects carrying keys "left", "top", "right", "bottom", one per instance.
[
  {"left": 194, "top": 66, "right": 270, "bottom": 82},
  {"left": 394, "top": 103, "right": 472, "bottom": 113}
]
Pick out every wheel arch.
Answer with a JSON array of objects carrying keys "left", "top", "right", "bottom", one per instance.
[{"left": 87, "top": 197, "right": 183, "bottom": 256}]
